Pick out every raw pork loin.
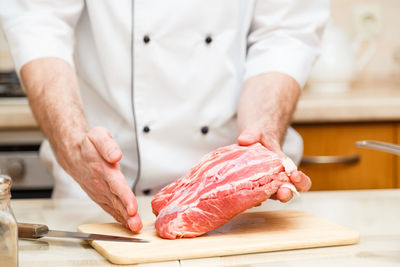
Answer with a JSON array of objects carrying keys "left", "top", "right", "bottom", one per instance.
[{"left": 151, "top": 143, "right": 308, "bottom": 239}]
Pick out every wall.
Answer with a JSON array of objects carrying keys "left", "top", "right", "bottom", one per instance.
[{"left": 331, "top": 0, "right": 400, "bottom": 85}]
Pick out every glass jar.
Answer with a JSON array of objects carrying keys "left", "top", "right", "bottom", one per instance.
[{"left": 0, "top": 175, "right": 18, "bottom": 267}]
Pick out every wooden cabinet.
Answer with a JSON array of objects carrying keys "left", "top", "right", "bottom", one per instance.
[
  {"left": 294, "top": 123, "right": 397, "bottom": 190},
  {"left": 396, "top": 124, "right": 400, "bottom": 189}
]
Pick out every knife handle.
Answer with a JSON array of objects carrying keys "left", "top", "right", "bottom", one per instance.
[{"left": 18, "top": 223, "right": 49, "bottom": 239}]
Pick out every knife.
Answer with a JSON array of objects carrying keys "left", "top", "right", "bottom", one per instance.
[{"left": 17, "top": 223, "right": 149, "bottom": 243}]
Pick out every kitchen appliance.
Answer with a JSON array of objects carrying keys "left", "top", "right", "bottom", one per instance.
[
  {"left": 0, "top": 128, "right": 54, "bottom": 198},
  {"left": 0, "top": 72, "right": 25, "bottom": 97},
  {"left": 0, "top": 28, "right": 53, "bottom": 198},
  {"left": 307, "top": 20, "right": 375, "bottom": 92},
  {"left": 17, "top": 222, "right": 148, "bottom": 243},
  {"left": 78, "top": 210, "right": 360, "bottom": 265}
]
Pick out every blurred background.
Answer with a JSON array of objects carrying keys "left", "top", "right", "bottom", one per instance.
[
  {"left": 0, "top": 0, "right": 399, "bottom": 198},
  {"left": 332, "top": 0, "right": 400, "bottom": 85}
]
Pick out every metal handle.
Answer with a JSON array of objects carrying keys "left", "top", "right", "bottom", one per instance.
[
  {"left": 301, "top": 155, "right": 360, "bottom": 165},
  {"left": 356, "top": 140, "right": 400, "bottom": 156},
  {"left": 18, "top": 223, "right": 49, "bottom": 239}
]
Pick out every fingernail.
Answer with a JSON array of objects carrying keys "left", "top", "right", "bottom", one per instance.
[
  {"left": 292, "top": 174, "right": 301, "bottom": 183},
  {"left": 241, "top": 132, "right": 252, "bottom": 137},
  {"left": 108, "top": 149, "right": 119, "bottom": 160},
  {"left": 238, "top": 133, "right": 256, "bottom": 144},
  {"left": 246, "top": 132, "right": 258, "bottom": 139},
  {"left": 128, "top": 215, "right": 142, "bottom": 233}
]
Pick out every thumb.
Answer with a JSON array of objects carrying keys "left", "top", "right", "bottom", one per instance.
[
  {"left": 237, "top": 127, "right": 262, "bottom": 146},
  {"left": 260, "top": 134, "right": 284, "bottom": 155},
  {"left": 87, "top": 127, "right": 122, "bottom": 164}
]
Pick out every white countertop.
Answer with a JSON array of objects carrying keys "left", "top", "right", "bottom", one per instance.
[
  {"left": 293, "top": 86, "right": 400, "bottom": 123},
  {"left": 2, "top": 85, "right": 400, "bottom": 129},
  {"left": 0, "top": 97, "right": 37, "bottom": 129},
  {"left": 11, "top": 189, "right": 400, "bottom": 266}
]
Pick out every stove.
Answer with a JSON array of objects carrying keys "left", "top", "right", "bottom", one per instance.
[
  {"left": 0, "top": 72, "right": 53, "bottom": 198},
  {"left": 0, "top": 131, "right": 54, "bottom": 199},
  {"left": 0, "top": 72, "right": 25, "bottom": 97}
]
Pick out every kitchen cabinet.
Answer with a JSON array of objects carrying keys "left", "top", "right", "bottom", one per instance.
[{"left": 294, "top": 123, "right": 397, "bottom": 190}]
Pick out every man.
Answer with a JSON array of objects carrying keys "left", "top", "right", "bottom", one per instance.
[{"left": 0, "top": 1, "right": 329, "bottom": 233}]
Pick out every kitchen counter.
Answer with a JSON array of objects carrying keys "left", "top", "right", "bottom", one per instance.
[
  {"left": 0, "top": 97, "right": 37, "bottom": 129},
  {"left": 293, "top": 86, "right": 400, "bottom": 123},
  {"left": 11, "top": 189, "right": 400, "bottom": 266},
  {"left": 2, "top": 86, "right": 400, "bottom": 128}
]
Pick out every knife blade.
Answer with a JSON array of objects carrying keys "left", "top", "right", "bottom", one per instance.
[{"left": 17, "top": 222, "right": 148, "bottom": 243}]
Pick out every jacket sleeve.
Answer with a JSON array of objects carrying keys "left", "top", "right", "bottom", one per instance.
[
  {"left": 0, "top": 0, "right": 84, "bottom": 73},
  {"left": 245, "top": 0, "right": 330, "bottom": 88}
]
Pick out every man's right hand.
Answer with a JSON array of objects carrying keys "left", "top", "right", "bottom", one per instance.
[
  {"left": 62, "top": 127, "right": 142, "bottom": 233},
  {"left": 20, "top": 58, "right": 141, "bottom": 233}
]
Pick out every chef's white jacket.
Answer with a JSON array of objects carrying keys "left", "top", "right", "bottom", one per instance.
[{"left": 0, "top": 1, "right": 329, "bottom": 198}]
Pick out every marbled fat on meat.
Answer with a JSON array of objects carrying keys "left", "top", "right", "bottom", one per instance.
[{"left": 151, "top": 143, "right": 307, "bottom": 239}]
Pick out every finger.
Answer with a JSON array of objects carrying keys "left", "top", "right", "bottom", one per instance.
[
  {"left": 290, "top": 171, "right": 312, "bottom": 192},
  {"left": 260, "top": 135, "right": 282, "bottom": 155},
  {"left": 101, "top": 202, "right": 128, "bottom": 228},
  {"left": 110, "top": 194, "right": 131, "bottom": 222},
  {"left": 95, "top": 189, "right": 129, "bottom": 229},
  {"left": 275, "top": 187, "right": 292, "bottom": 203},
  {"left": 127, "top": 214, "right": 143, "bottom": 233},
  {"left": 106, "top": 172, "right": 138, "bottom": 216},
  {"left": 270, "top": 193, "right": 278, "bottom": 200},
  {"left": 87, "top": 126, "right": 122, "bottom": 164},
  {"left": 111, "top": 195, "right": 142, "bottom": 233},
  {"left": 237, "top": 127, "right": 262, "bottom": 146}
]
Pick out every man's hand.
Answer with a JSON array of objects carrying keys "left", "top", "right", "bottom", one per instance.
[
  {"left": 65, "top": 127, "right": 142, "bottom": 233},
  {"left": 237, "top": 73, "right": 312, "bottom": 202},
  {"left": 237, "top": 126, "right": 281, "bottom": 153},
  {"left": 20, "top": 58, "right": 142, "bottom": 233},
  {"left": 238, "top": 126, "right": 311, "bottom": 202}
]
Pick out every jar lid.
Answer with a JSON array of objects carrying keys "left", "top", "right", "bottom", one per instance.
[{"left": 0, "top": 174, "right": 11, "bottom": 194}]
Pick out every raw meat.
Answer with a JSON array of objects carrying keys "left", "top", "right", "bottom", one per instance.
[{"left": 151, "top": 143, "right": 307, "bottom": 239}]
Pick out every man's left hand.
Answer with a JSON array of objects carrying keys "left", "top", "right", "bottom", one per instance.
[{"left": 237, "top": 126, "right": 312, "bottom": 203}]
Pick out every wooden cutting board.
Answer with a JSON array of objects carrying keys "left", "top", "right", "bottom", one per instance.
[{"left": 78, "top": 210, "right": 360, "bottom": 265}]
